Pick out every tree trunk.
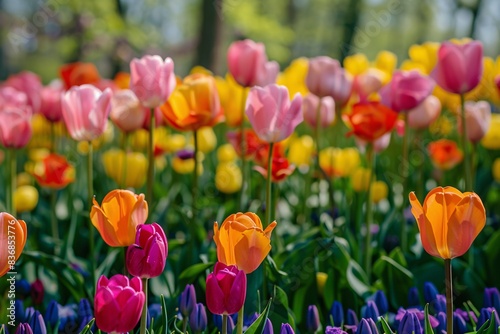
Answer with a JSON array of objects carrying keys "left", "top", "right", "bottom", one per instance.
[
  {"left": 0, "top": 0, "right": 7, "bottom": 80},
  {"left": 339, "top": 0, "right": 363, "bottom": 63},
  {"left": 468, "top": 0, "right": 483, "bottom": 38},
  {"left": 193, "top": 0, "right": 223, "bottom": 72}
]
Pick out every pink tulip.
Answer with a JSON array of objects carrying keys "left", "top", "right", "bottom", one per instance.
[
  {"left": 302, "top": 93, "right": 335, "bottom": 128},
  {"left": 227, "top": 39, "right": 279, "bottom": 87},
  {"left": 126, "top": 223, "right": 168, "bottom": 278},
  {"left": 245, "top": 84, "right": 303, "bottom": 143},
  {"left": 206, "top": 262, "right": 246, "bottom": 315},
  {"left": 353, "top": 68, "right": 384, "bottom": 102},
  {"left": 407, "top": 95, "right": 441, "bottom": 130},
  {"left": 306, "top": 56, "right": 353, "bottom": 105},
  {"left": 40, "top": 82, "right": 64, "bottom": 122},
  {"left": 495, "top": 75, "right": 500, "bottom": 93},
  {"left": 380, "top": 70, "right": 434, "bottom": 112},
  {"left": 0, "top": 107, "right": 32, "bottom": 148},
  {"left": 129, "top": 55, "right": 176, "bottom": 108},
  {"left": 0, "top": 86, "right": 28, "bottom": 109},
  {"left": 4, "top": 71, "right": 42, "bottom": 114},
  {"left": 432, "top": 41, "right": 483, "bottom": 94},
  {"left": 94, "top": 275, "right": 145, "bottom": 333},
  {"left": 110, "top": 89, "right": 146, "bottom": 132},
  {"left": 458, "top": 100, "right": 491, "bottom": 143},
  {"left": 61, "top": 84, "right": 112, "bottom": 142}
]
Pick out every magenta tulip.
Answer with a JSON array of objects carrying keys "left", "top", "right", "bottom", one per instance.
[
  {"left": 61, "top": 84, "right": 112, "bottom": 142},
  {"left": 5, "top": 71, "right": 42, "bottom": 114},
  {"left": 40, "top": 83, "right": 64, "bottom": 122},
  {"left": 129, "top": 55, "right": 176, "bottom": 108},
  {"left": 432, "top": 41, "right": 483, "bottom": 94},
  {"left": 126, "top": 223, "right": 168, "bottom": 278},
  {"left": 245, "top": 84, "right": 303, "bottom": 143},
  {"left": 227, "top": 39, "right": 279, "bottom": 87},
  {"left": 380, "top": 70, "right": 435, "bottom": 112},
  {"left": 495, "top": 75, "right": 500, "bottom": 93},
  {"left": 302, "top": 93, "right": 335, "bottom": 128},
  {"left": 94, "top": 275, "right": 145, "bottom": 333},
  {"left": 206, "top": 262, "right": 246, "bottom": 315},
  {"left": 407, "top": 95, "right": 441, "bottom": 130},
  {"left": 458, "top": 100, "right": 491, "bottom": 143},
  {"left": 110, "top": 89, "right": 147, "bottom": 133},
  {"left": 0, "top": 107, "right": 32, "bottom": 148},
  {"left": 306, "top": 56, "right": 353, "bottom": 105}
]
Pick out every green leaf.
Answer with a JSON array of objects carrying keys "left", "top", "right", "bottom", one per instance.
[
  {"left": 178, "top": 262, "right": 214, "bottom": 286},
  {"left": 378, "top": 316, "right": 395, "bottom": 334},
  {"left": 245, "top": 298, "right": 272, "bottom": 334},
  {"left": 346, "top": 260, "right": 372, "bottom": 298},
  {"left": 475, "top": 319, "right": 490, "bottom": 334},
  {"left": 424, "top": 304, "right": 434, "bottom": 334},
  {"left": 485, "top": 310, "right": 499, "bottom": 334},
  {"left": 271, "top": 285, "right": 295, "bottom": 329},
  {"left": 161, "top": 295, "right": 169, "bottom": 334},
  {"left": 96, "top": 248, "right": 121, "bottom": 278},
  {"left": 79, "top": 318, "right": 95, "bottom": 334}
]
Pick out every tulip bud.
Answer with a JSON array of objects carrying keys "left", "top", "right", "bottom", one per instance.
[
  {"left": 351, "top": 168, "right": 371, "bottom": 192},
  {"left": 215, "top": 162, "right": 242, "bottom": 194},
  {"left": 189, "top": 303, "right": 207, "bottom": 333},
  {"left": 26, "top": 309, "right": 47, "bottom": 334},
  {"left": 330, "top": 301, "right": 344, "bottom": 327},
  {"left": 16, "top": 279, "right": 31, "bottom": 298},
  {"left": 306, "top": 305, "right": 321, "bottom": 333},
  {"left": 370, "top": 181, "right": 388, "bottom": 204},
  {"left": 325, "top": 326, "right": 348, "bottom": 334},
  {"left": 362, "top": 301, "right": 380, "bottom": 323},
  {"left": 484, "top": 287, "right": 500, "bottom": 310},
  {"left": 14, "top": 185, "right": 38, "bottom": 213},
  {"left": 423, "top": 282, "right": 438, "bottom": 304},
  {"left": 435, "top": 312, "right": 447, "bottom": 334},
  {"left": 214, "top": 314, "right": 235, "bottom": 334},
  {"left": 30, "top": 280, "right": 44, "bottom": 305},
  {"left": 217, "top": 144, "right": 238, "bottom": 163},
  {"left": 179, "top": 284, "right": 197, "bottom": 317},
  {"left": 316, "top": 272, "right": 327, "bottom": 296},
  {"left": 372, "top": 290, "right": 388, "bottom": 315},
  {"left": 263, "top": 319, "right": 274, "bottom": 334},
  {"left": 77, "top": 298, "right": 93, "bottom": 332},
  {"left": 346, "top": 309, "right": 359, "bottom": 328},
  {"left": 356, "top": 318, "right": 379, "bottom": 334},
  {"left": 44, "top": 300, "right": 59, "bottom": 329},
  {"left": 15, "top": 323, "right": 33, "bottom": 334},
  {"left": 407, "top": 287, "right": 421, "bottom": 308},
  {"left": 280, "top": 323, "right": 295, "bottom": 334},
  {"left": 206, "top": 262, "right": 246, "bottom": 315},
  {"left": 397, "top": 311, "right": 422, "bottom": 334},
  {"left": 16, "top": 299, "right": 26, "bottom": 322}
]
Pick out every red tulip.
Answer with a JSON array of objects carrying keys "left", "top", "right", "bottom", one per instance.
[
  {"left": 39, "top": 83, "right": 64, "bottom": 122},
  {"left": 129, "top": 55, "right": 176, "bottom": 108},
  {"left": 33, "top": 153, "right": 75, "bottom": 189},
  {"left": 380, "top": 70, "right": 434, "bottom": 112},
  {"left": 432, "top": 40, "right": 483, "bottom": 94},
  {"left": 60, "top": 62, "right": 100, "bottom": 89},
  {"left": 245, "top": 84, "right": 303, "bottom": 143},
  {"left": 206, "top": 262, "right": 246, "bottom": 315},
  {"left": 61, "top": 84, "right": 112, "bottom": 142},
  {"left": 306, "top": 56, "right": 353, "bottom": 105},
  {"left": 407, "top": 95, "right": 441, "bottom": 130},
  {"left": 126, "top": 223, "right": 168, "bottom": 278},
  {"left": 227, "top": 39, "right": 279, "bottom": 87},
  {"left": 110, "top": 89, "right": 147, "bottom": 133},
  {"left": 5, "top": 71, "right": 42, "bottom": 114},
  {"left": 344, "top": 101, "right": 397, "bottom": 142},
  {"left": 302, "top": 93, "right": 335, "bottom": 129},
  {"left": 458, "top": 100, "right": 491, "bottom": 143},
  {"left": 427, "top": 139, "right": 463, "bottom": 170},
  {"left": 94, "top": 275, "right": 145, "bottom": 333}
]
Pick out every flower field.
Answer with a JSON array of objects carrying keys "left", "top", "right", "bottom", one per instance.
[{"left": 1, "top": 38, "right": 500, "bottom": 334}]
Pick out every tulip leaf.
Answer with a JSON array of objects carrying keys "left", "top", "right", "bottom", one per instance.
[
  {"left": 79, "top": 318, "right": 95, "bottom": 334},
  {"left": 270, "top": 285, "right": 296, "bottom": 330},
  {"left": 245, "top": 298, "right": 272, "bottom": 334},
  {"left": 423, "top": 304, "right": 434, "bottom": 334},
  {"left": 178, "top": 262, "right": 214, "bottom": 286},
  {"left": 475, "top": 319, "right": 490, "bottom": 334},
  {"left": 484, "top": 229, "right": 500, "bottom": 287},
  {"left": 160, "top": 294, "right": 169, "bottom": 334},
  {"left": 378, "top": 316, "right": 395, "bottom": 334},
  {"left": 96, "top": 248, "right": 121, "bottom": 278},
  {"left": 346, "top": 259, "right": 372, "bottom": 298}
]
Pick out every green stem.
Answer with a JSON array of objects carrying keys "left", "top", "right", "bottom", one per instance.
[
  {"left": 51, "top": 122, "right": 57, "bottom": 153},
  {"left": 460, "top": 94, "right": 472, "bottom": 190},
  {"left": 238, "top": 90, "right": 247, "bottom": 211},
  {"left": 415, "top": 130, "right": 424, "bottom": 201},
  {"left": 445, "top": 259, "right": 453, "bottom": 334},
  {"left": 147, "top": 108, "right": 156, "bottom": 205},
  {"left": 192, "top": 130, "right": 199, "bottom": 220},
  {"left": 401, "top": 112, "right": 410, "bottom": 253},
  {"left": 140, "top": 278, "right": 149, "bottom": 334},
  {"left": 6, "top": 148, "right": 16, "bottom": 215},
  {"left": 87, "top": 143, "right": 96, "bottom": 287},
  {"left": 120, "top": 132, "right": 129, "bottom": 189},
  {"left": 222, "top": 314, "right": 228, "bottom": 334},
  {"left": 51, "top": 189, "right": 60, "bottom": 256},
  {"left": 265, "top": 143, "right": 275, "bottom": 227},
  {"left": 236, "top": 305, "right": 244, "bottom": 334},
  {"left": 182, "top": 317, "right": 188, "bottom": 333},
  {"left": 364, "top": 144, "right": 375, "bottom": 281}
]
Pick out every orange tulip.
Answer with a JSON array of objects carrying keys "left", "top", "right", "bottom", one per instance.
[
  {"left": 59, "top": 62, "right": 100, "bottom": 89},
  {"left": 90, "top": 190, "right": 148, "bottom": 247},
  {"left": 344, "top": 101, "right": 398, "bottom": 142},
  {"left": 409, "top": 186, "right": 486, "bottom": 259},
  {"left": 1, "top": 212, "right": 28, "bottom": 277},
  {"left": 160, "top": 73, "right": 223, "bottom": 131},
  {"left": 427, "top": 139, "right": 463, "bottom": 170},
  {"left": 213, "top": 212, "right": 277, "bottom": 273}
]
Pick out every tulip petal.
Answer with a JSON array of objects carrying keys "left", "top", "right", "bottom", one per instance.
[
  {"left": 90, "top": 201, "right": 121, "bottom": 246},
  {"left": 234, "top": 228, "right": 272, "bottom": 273},
  {"left": 206, "top": 273, "right": 226, "bottom": 315},
  {"left": 226, "top": 269, "right": 247, "bottom": 314},
  {"left": 409, "top": 192, "right": 440, "bottom": 258}
]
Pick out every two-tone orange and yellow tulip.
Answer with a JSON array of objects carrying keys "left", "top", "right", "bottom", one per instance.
[
  {"left": 1, "top": 212, "right": 28, "bottom": 277},
  {"left": 213, "top": 212, "right": 276, "bottom": 273},
  {"left": 409, "top": 186, "right": 486, "bottom": 259},
  {"left": 90, "top": 190, "right": 148, "bottom": 247}
]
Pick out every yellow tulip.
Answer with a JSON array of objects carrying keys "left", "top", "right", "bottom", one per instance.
[
  {"left": 344, "top": 54, "right": 370, "bottom": 75},
  {"left": 192, "top": 127, "right": 217, "bottom": 153},
  {"left": 16, "top": 173, "right": 33, "bottom": 187},
  {"left": 215, "top": 162, "right": 242, "bottom": 194},
  {"left": 14, "top": 185, "right": 39, "bottom": 213},
  {"left": 404, "top": 42, "right": 439, "bottom": 75},
  {"left": 277, "top": 57, "right": 310, "bottom": 97},
  {"left": 288, "top": 135, "right": 314, "bottom": 168},
  {"left": 409, "top": 186, "right": 485, "bottom": 259},
  {"left": 213, "top": 212, "right": 277, "bottom": 273},
  {"left": 374, "top": 50, "right": 397, "bottom": 84},
  {"left": 90, "top": 189, "right": 148, "bottom": 247},
  {"left": 481, "top": 114, "right": 500, "bottom": 150},
  {"left": 351, "top": 167, "right": 371, "bottom": 192},
  {"left": 102, "top": 149, "right": 148, "bottom": 188},
  {"left": 371, "top": 180, "right": 388, "bottom": 203},
  {"left": 319, "top": 147, "right": 361, "bottom": 178},
  {"left": 165, "top": 134, "right": 187, "bottom": 153},
  {"left": 172, "top": 152, "right": 204, "bottom": 175},
  {"left": 1, "top": 212, "right": 28, "bottom": 277},
  {"left": 217, "top": 144, "right": 238, "bottom": 163},
  {"left": 130, "top": 129, "right": 149, "bottom": 151},
  {"left": 466, "top": 56, "right": 500, "bottom": 105},
  {"left": 216, "top": 74, "right": 246, "bottom": 127},
  {"left": 316, "top": 272, "right": 328, "bottom": 296},
  {"left": 493, "top": 158, "right": 500, "bottom": 182}
]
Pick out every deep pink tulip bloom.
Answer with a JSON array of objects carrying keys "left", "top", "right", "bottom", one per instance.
[
  {"left": 495, "top": 75, "right": 500, "bottom": 93},
  {"left": 5, "top": 71, "right": 42, "bottom": 114},
  {"left": 61, "top": 84, "right": 112, "bottom": 142},
  {"left": 206, "top": 262, "right": 246, "bottom": 315},
  {"left": 94, "top": 275, "right": 145, "bottom": 333},
  {"left": 458, "top": 100, "right": 491, "bottom": 143},
  {"left": 432, "top": 41, "right": 483, "bottom": 94},
  {"left": 306, "top": 56, "right": 353, "bottom": 105},
  {"left": 129, "top": 55, "right": 176, "bottom": 108},
  {"left": 380, "top": 70, "right": 435, "bottom": 112},
  {"left": 245, "top": 84, "right": 303, "bottom": 143},
  {"left": 407, "top": 95, "right": 441, "bottom": 130},
  {"left": 110, "top": 89, "right": 147, "bottom": 133},
  {"left": 0, "top": 107, "right": 32, "bottom": 148},
  {"left": 126, "top": 223, "right": 168, "bottom": 278},
  {"left": 302, "top": 93, "right": 335, "bottom": 129},
  {"left": 40, "top": 83, "right": 64, "bottom": 122},
  {"left": 227, "top": 39, "right": 279, "bottom": 87}
]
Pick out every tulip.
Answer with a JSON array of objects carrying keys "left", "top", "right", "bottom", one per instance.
[
  {"left": 477, "top": 308, "right": 500, "bottom": 332},
  {"left": 352, "top": 68, "right": 384, "bottom": 102},
  {"left": 398, "top": 310, "right": 423, "bottom": 334},
  {"left": 1, "top": 212, "right": 28, "bottom": 277},
  {"left": 190, "top": 303, "right": 207, "bottom": 333},
  {"left": 179, "top": 284, "right": 197, "bottom": 317},
  {"left": 288, "top": 135, "right": 314, "bottom": 169},
  {"left": 110, "top": 89, "right": 147, "bottom": 132},
  {"left": 344, "top": 101, "right": 397, "bottom": 142},
  {"left": 217, "top": 143, "right": 238, "bottom": 163},
  {"left": 215, "top": 74, "right": 247, "bottom": 127},
  {"left": 0, "top": 107, "right": 32, "bottom": 148},
  {"left": 325, "top": 326, "right": 347, "bottom": 334},
  {"left": 263, "top": 319, "right": 274, "bottom": 334},
  {"left": 215, "top": 162, "right": 243, "bottom": 194},
  {"left": 482, "top": 114, "right": 500, "bottom": 150},
  {"left": 193, "top": 126, "right": 217, "bottom": 153},
  {"left": 214, "top": 212, "right": 277, "bottom": 273},
  {"left": 26, "top": 308, "right": 46, "bottom": 334},
  {"left": 280, "top": 323, "right": 295, "bottom": 334},
  {"left": 407, "top": 95, "right": 441, "bottom": 129},
  {"left": 129, "top": 55, "right": 176, "bottom": 108},
  {"left": 484, "top": 287, "right": 500, "bottom": 310},
  {"left": 302, "top": 94, "right": 335, "bottom": 129},
  {"left": 401, "top": 42, "right": 439, "bottom": 74},
  {"left": 409, "top": 186, "right": 486, "bottom": 259},
  {"left": 16, "top": 323, "right": 33, "bottom": 334},
  {"left": 306, "top": 305, "right": 320, "bottom": 332},
  {"left": 432, "top": 40, "right": 483, "bottom": 94},
  {"left": 362, "top": 301, "right": 380, "bottom": 323},
  {"left": 306, "top": 56, "right": 353, "bottom": 105},
  {"left": 160, "top": 73, "right": 223, "bottom": 131},
  {"left": 172, "top": 150, "right": 204, "bottom": 175},
  {"left": 277, "top": 57, "right": 309, "bottom": 96},
  {"left": 94, "top": 275, "right": 145, "bottom": 333},
  {"left": 356, "top": 318, "right": 378, "bottom": 334},
  {"left": 370, "top": 181, "right": 388, "bottom": 204},
  {"left": 254, "top": 146, "right": 295, "bottom": 182},
  {"left": 60, "top": 62, "right": 100, "bottom": 89},
  {"left": 457, "top": 100, "right": 491, "bottom": 143},
  {"left": 227, "top": 129, "right": 265, "bottom": 159},
  {"left": 58, "top": 305, "right": 78, "bottom": 332},
  {"left": 39, "top": 83, "right": 64, "bottom": 122},
  {"left": 101, "top": 149, "right": 148, "bottom": 188},
  {"left": 61, "top": 84, "right": 112, "bottom": 142},
  {"left": 330, "top": 301, "right": 344, "bottom": 327},
  {"left": 427, "top": 139, "right": 463, "bottom": 170},
  {"left": 351, "top": 168, "right": 371, "bottom": 192},
  {"left": 372, "top": 290, "right": 388, "bottom": 315},
  {"left": 5, "top": 71, "right": 42, "bottom": 114},
  {"left": 227, "top": 39, "right": 279, "bottom": 87},
  {"left": 206, "top": 262, "right": 246, "bottom": 315},
  {"left": 380, "top": 70, "right": 434, "bottom": 112},
  {"left": 245, "top": 84, "right": 303, "bottom": 143},
  {"left": 14, "top": 185, "right": 38, "bottom": 213},
  {"left": 126, "top": 223, "right": 168, "bottom": 278},
  {"left": 30, "top": 279, "right": 44, "bottom": 305},
  {"left": 77, "top": 298, "right": 93, "bottom": 331},
  {"left": 319, "top": 147, "right": 361, "bottom": 178},
  {"left": 33, "top": 153, "right": 75, "bottom": 189},
  {"left": 16, "top": 279, "right": 31, "bottom": 297},
  {"left": 90, "top": 189, "right": 148, "bottom": 247},
  {"left": 346, "top": 309, "right": 359, "bottom": 329}
]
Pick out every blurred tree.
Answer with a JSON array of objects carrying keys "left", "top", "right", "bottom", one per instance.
[
  {"left": 339, "top": 0, "right": 363, "bottom": 62},
  {"left": 0, "top": 0, "right": 5, "bottom": 80},
  {"left": 193, "top": 0, "right": 223, "bottom": 71}
]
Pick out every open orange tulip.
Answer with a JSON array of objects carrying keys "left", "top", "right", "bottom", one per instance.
[
  {"left": 1, "top": 212, "right": 28, "bottom": 277},
  {"left": 409, "top": 186, "right": 486, "bottom": 259},
  {"left": 90, "top": 190, "right": 148, "bottom": 247},
  {"left": 213, "top": 212, "right": 277, "bottom": 273}
]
